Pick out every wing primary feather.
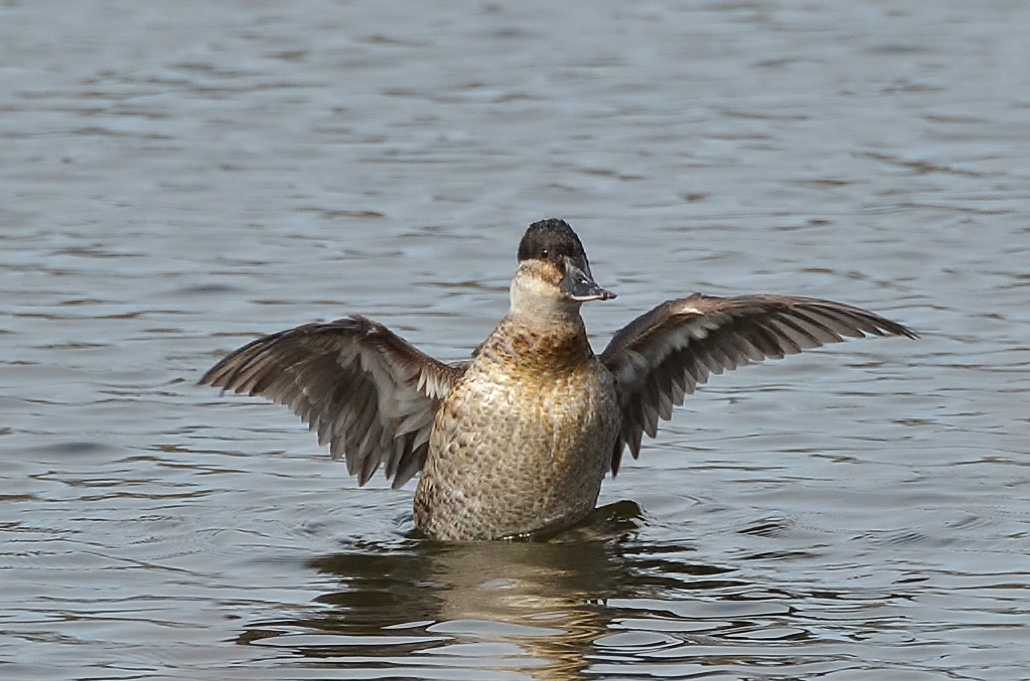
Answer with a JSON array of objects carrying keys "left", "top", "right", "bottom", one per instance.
[
  {"left": 800, "top": 307, "right": 869, "bottom": 338},
  {"left": 782, "top": 310, "right": 845, "bottom": 345}
]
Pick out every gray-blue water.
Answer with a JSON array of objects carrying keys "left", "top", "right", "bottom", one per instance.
[{"left": 3, "top": 2, "right": 1028, "bottom": 679}]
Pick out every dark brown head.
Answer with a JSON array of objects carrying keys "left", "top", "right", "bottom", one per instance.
[{"left": 515, "top": 219, "right": 615, "bottom": 304}]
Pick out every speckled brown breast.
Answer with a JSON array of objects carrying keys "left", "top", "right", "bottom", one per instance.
[{"left": 414, "top": 317, "right": 620, "bottom": 540}]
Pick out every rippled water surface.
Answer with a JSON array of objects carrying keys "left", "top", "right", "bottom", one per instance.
[{"left": 3, "top": 1, "right": 1029, "bottom": 679}]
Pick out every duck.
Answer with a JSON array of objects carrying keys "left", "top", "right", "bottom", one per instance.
[{"left": 200, "top": 218, "right": 916, "bottom": 540}]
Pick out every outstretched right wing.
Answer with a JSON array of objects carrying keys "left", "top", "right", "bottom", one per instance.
[{"left": 200, "top": 315, "right": 469, "bottom": 488}]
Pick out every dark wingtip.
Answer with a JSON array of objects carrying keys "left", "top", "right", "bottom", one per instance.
[
  {"left": 866, "top": 313, "right": 919, "bottom": 340},
  {"left": 895, "top": 323, "right": 920, "bottom": 340}
]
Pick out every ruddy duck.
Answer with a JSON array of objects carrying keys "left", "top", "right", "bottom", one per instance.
[{"left": 201, "top": 218, "right": 916, "bottom": 540}]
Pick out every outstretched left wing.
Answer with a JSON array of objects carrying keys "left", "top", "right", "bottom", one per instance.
[{"left": 600, "top": 294, "right": 916, "bottom": 474}]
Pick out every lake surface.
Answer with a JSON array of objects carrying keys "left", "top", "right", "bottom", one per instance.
[{"left": 2, "top": 1, "right": 1029, "bottom": 679}]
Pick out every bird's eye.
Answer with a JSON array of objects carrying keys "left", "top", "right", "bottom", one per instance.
[{"left": 541, "top": 248, "right": 549, "bottom": 258}]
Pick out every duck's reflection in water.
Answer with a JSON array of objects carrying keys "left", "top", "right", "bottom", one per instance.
[{"left": 235, "top": 503, "right": 743, "bottom": 680}]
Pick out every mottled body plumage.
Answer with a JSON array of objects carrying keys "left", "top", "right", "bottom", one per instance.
[{"left": 416, "top": 315, "right": 619, "bottom": 540}]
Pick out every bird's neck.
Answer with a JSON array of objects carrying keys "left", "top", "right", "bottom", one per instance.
[{"left": 480, "top": 313, "right": 594, "bottom": 375}]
